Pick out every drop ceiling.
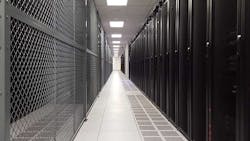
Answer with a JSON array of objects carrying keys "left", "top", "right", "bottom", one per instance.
[{"left": 95, "top": 0, "right": 158, "bottom": 55}]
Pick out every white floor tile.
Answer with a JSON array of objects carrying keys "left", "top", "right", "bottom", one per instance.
[{"left": 74, "top": 71, "right": 142, "bottom": 141}]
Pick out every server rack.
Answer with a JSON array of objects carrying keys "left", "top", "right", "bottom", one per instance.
[
  {"left": 176, "top": 0, "right": 188, "bottom": 134},
  {"left": 159, "top": 6, "right": 167, "bottom": 114},
  {"left": 242, "top": 0, "right": 250, "bottom": 140},
  {"left": 149, "top": 20, "right": 155, "bottom": 101},
  {"left": 144, "top": 26, "right": 150, "bottom": 98},
  {"left": 154, "top": 12, "right": 160, "bottom": 106},
  {"left": 206, "top": 0, "right": 239, "bottom": 140},
  {"left": 189, "top": 0, "right": 207, "bottom": 140},
  {"left": 168, "top": 0, "right": 176, "bottom": 122}
]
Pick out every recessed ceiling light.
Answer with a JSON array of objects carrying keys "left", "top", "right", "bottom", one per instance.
[
  {"left": 110, "top": 21, "right": 124, "bottom": 28},
  {"left": 113, "top": 48, "right": 119, "bottom": 51},
  {"left": 113, "top": 45, "right": 120, "bottom": 48},
  {"left": 107, "top": 0, "right": 128, "bottom": 6},
  {"left": 112, "top": 41, "right": 121, "bottom": 44},
  {"left": 111, "top": 34, "right": 122, "bottom": 38}
]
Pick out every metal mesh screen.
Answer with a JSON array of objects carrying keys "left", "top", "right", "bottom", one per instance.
[
  {"left": 74, "top": 49, "right": 86, "bottom": 129},
  {"left": 2, "top": 0, "right": 113, "bottom": 140},
  {"left": 10, "top": 0, "right": 54, "bottom": 28},
  {"left": 88, "top": 0, "right": 99, "bottom": 54},
  {"left": 9, "top": 17, "right": 85, "bottom": 141},
  {"left": 10, "top": 18, "right": 56, "bottom": 124},
  {"left": 75, "top": 0, "right": 86, "bottom": 46},
  {"left": 54, "top": 0, "right": 74, "bottom": 40},
  {"left": 87, "top": 54, "right": 98, "bottom": 110}
]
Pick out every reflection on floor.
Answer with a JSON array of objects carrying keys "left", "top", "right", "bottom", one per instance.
[{"left": 74, "top": 71, "right": 187, "bottom": 141}]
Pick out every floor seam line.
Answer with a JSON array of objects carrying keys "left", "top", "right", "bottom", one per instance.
[{"left": 96, "top": 94, "right": 111, "bottom": 141}]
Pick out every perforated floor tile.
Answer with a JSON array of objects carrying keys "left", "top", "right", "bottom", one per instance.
[
  {"left": 144, "top": 137, "right": 163, "bottom": 141},
  {"left": 137, "top": 121, "right": 153, "bottom": 126},
  {"left": 142, "top": 131, "right": 159, "bottom": 136},
  {"left": 127, "top": 80, "right": 188, "bottom": 141},
  {"left": 165, "top": 137, "right": 185, "bottom": 141},
  {"left": 156, "top": 126, "right": 174, "bottom": 130},
  {"left": 161, "top": 131, "right": 179, "bottom": 137},
  {"left": 139, "top": 126, "right": 156, "bottom": 130}
]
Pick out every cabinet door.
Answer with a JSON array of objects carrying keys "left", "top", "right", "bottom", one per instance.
[
  {"left": 209, "top": 0, "right": 238, "bottom": 140},
  {"left": 240, "top": 0, "right": 250, "bottom": 140},
  {"left": 177, "top": 0, "right": 188, "bottom": 134},
  {"left": 188, "top": 0, "right": 207, "bottom": 140},
  {"left": 168, "top": 0, "right": 176, "bottom": 121},
  {"left": 160, "top": 4, "right": 167, "bottom": 114}
]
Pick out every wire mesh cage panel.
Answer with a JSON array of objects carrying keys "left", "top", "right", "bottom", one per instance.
[
  {"left": 9, "top": 17, "right": 86, "bottom": 141},
  {"left": 87, "top": 54, "right": 99, "bottom": 110},
  {"left": 1, "top": 0, "right": 112, "bottom": 141},
  {"left": 10, "top": 0, "right": 54, "bottom": 28},
  {"left": 6, "top": 0, "right": 88, "bottom": 140}
]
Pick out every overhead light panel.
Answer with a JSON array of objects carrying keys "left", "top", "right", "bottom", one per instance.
[
  {"left": 111, "top": 34, "right": 122, "bottom": 38},
  {"left": 113, "top": 45, "right": 120, "bottom": 48},
  {"left": 112, "top": 41, "right": 121, "bottom": 44},
  {"left": 110, "top": 21, "right": 124, "bottom": 28},
  {"left": 107, "top": 0, "right": 128, "bottom": 6}
]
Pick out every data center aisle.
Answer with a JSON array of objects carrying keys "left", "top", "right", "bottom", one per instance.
[{"left": 74, "top": 71, "right": 187, "bottom": 141}]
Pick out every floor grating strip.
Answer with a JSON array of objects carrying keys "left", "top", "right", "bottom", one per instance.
[{"left": 127, "top": 87, "right": 187, "bottom": 141}]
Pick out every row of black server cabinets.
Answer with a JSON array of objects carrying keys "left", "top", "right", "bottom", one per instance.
[{"left": 129, "top": 0, "right": 250, "bottom": 141}]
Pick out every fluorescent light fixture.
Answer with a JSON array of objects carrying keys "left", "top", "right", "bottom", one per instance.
[
  {"left": 107, "top": 0, "right": 128, "bottom": 6},
  {"left": 113, "top": 49, "right": 119, "bottom": 51},
  {"left": 111, "top": 34, "right": 122, "bottom": 38},
  {"left": 113, "top": 45, "right": 120, "bottom": 48},
  {"left": 112, "top": 41, "right": 121, "bottom": 44},
  {"left": 110, "top": 21, "right": 124, "bottom": 28}
]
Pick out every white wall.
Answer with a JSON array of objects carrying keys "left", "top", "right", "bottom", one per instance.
[
  {"left": 125, "top": 45, "right": 129, "bottom": 77},
  {"left": 113, "top": 57, "right": 121, "bottom": 71}
]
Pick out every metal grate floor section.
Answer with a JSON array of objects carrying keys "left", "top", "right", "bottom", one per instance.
[{"left": 127, "top": 92, "right": 187, "bottom": 141}]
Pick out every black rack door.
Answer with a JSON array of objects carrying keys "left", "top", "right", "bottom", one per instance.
[
  {"left": 176, "top": 0, "right": 188, "bottom": 134},
  {"left": 154, "top": 14, "right": 160, "bottom": 106},
  {"left": 149, "top": 20, "right": 155, "bottom": 101},
  {"left": 168, "top": 0, "right": 176, "bottom": 122},
  {"left": 160, "top": 5, "right": 167, "bottom": 113},
  {"left": 165, "top": 1, "right": 170, "bottom": 117},
  {"left": 207, "top": 0, "right": 238, "bottom": 140},
  {"left": 243, "top": 0, "right": 250, "bottom": 140},
  {"left": 188, "top": 0, "right": 207, "bottom": 140}
]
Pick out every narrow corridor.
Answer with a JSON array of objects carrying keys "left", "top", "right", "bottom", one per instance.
[
  {"left": 1, "top": 0, "right": 249, "bottom": 140},
  {"left": 74, "top": 72, "right": 187, "bottom": 141}
]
